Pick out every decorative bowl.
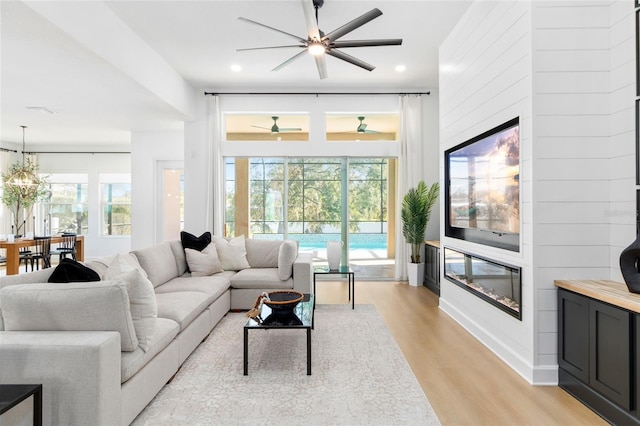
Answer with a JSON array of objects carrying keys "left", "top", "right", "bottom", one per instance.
[{"left": 263, "top": 290, "right": 304, "bottom": 313}]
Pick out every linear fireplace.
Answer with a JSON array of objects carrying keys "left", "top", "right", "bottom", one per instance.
[{"left": 443, "top": 247, "right": 521, "bottom": 320}]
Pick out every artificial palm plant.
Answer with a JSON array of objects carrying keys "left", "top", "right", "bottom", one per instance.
[{"left": 401, "top": 180, "right": 439, "bottom": 263}]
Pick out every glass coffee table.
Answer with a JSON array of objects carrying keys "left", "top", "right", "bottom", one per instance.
[{"left": 243, "top": 293, "right": 314, "bottom": 375}]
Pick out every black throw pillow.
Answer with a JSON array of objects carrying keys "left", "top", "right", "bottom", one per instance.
[
  {"left": 180, "top": 231, "right": 212, "bottom": 252},
  {"left": 48, "top": 258, "right": 101, "bottom": 283}
]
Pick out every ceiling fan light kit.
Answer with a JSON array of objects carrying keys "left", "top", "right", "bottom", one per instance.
[{"left": 237, "top": 0, "right": 402, "bottom": 79}]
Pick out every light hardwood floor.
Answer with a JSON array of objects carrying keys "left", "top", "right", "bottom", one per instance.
[{"left": 315, "top": 280, "right": 608, "bottom": 426}]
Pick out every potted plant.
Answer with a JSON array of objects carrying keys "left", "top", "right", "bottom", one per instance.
[
  {"left": 401, "top": 180, "right": 439, "bottom": 286},
  {"left": 1, "top": 158, "right": 48, "bottom": 236}
]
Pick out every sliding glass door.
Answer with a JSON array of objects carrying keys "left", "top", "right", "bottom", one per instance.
[{"left": 224, "top": 157, "right": 393, "bottom": 277}]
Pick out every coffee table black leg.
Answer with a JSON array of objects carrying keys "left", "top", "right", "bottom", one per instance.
[
  {"left": 243, "top": 328, "right": 249, "bottom": 375},
  {"left": 307, "top": 327, "right": 312, "bottom": 375}
]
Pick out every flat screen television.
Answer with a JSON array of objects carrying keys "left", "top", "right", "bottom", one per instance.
[{"left": 444, "top": 117, "right": 520, "bottom": 252}]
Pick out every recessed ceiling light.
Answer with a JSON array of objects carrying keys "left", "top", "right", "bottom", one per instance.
[
  {"left": 395, "top": 65, "right": 406, "bottom": 72},
  {"left": 26, "top": 106, "right": 57, "bottom": 115},
  {"left": 230, "top": 64, "right": 242, "bottom": 72}
]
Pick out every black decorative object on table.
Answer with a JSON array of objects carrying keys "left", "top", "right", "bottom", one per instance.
[{"left": 620, "top": 235, "right": 640, "bottom": 293}]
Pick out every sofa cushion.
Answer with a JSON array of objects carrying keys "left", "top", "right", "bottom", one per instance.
[
  {"left": 48, "top": 258, "right": 101, "bottom": 283},
  {"left": 185, "top": 242, "right": 223, "bottom": 276},
  {"left": 154, "top": 291, "right": 215, "bottom": 331},
  {"left": 0, "top": 280, "right": 139, "bottom": 352},
  {"left": 212, "top": 235, "right": 251, "bottom": 271},
  {"left": 105, "top": 260, "right": 157, "bottom": 352},
  {"left": 230, "top": 268, "right": 293, "bottom": 290},
  {"left": 131, "top": 242, "right": 179, "bottom": 287},
  {"left": 278, "top": 240, "right": 298, "bottom": 280},
  {"left": 120, "top": 317, "right": 180, "bottom": 383},
  {"left": 169, "top": 240, "right": 188, "bottom": 276},
  {"left": 245, "top": 239, "right": 283, "bottom": 268},
  {"left": 154, "top": 275, "right": 231, "bottom": 301}
]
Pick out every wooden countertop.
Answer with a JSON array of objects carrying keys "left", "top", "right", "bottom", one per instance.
[
  {"left": 425, "top": 240, "right": 440, "bottom": 248},
  {"left": 554, "top": 279, "right": 640, "bottom": 314}
]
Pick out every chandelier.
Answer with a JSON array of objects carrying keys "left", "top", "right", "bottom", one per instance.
[{"left": 6, "top": 125, "right": 39, "bottom": 197}]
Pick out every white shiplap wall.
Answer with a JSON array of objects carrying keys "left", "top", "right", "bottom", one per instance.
[
  {"left": 439, "top": 0, "right": 536, "bottom": 382},
  {"left": 439, "top": 0, "right": 635, "bottom": 385}
]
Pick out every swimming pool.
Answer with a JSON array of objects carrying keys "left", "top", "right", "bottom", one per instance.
[{"left": 253, "top": 233, "right": 388, "bottom": 251}]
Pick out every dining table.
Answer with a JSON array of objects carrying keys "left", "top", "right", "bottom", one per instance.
[{"left": 0, "top": 235, "right": 85, "bottom": 275}]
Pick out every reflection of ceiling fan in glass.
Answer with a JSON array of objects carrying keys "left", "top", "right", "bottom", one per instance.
[
  {"left": 251, "top": 116, "right": 302, "bottom": 134},
  {"left": 237, "top": 0, "right": 402, "bottom": 80}
]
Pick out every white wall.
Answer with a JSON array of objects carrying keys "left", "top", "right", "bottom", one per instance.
[
  {"left": 439, "top": 0, "right": 636, "bottom": 385},
  {"left": 439, "top": 0, "right": 535, "bottom": 382},
  {"left": 131, "top": 129, "right": 184, "bottom": 250}
]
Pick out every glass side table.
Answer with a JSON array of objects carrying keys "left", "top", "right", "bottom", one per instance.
[{"left": 313, "top": 265, "right": 355, "bottom": 309}]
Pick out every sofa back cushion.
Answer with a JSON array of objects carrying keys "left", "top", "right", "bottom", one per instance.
[
  {"left": 131, "top": 242, "right": 179, "bottom": 287},
  {"left": 245, "top": 239, "right": 284, "bottom": 268},
  {"left": 0, "top": 280, "right": 139, "bottom": 352},
  {"left": 169, "top": 240, "right": 188, "bottom": 276}
]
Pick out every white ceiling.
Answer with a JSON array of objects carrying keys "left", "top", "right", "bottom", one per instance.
[{"left": 0, "top": 0, "right": 471, "bottom": 148}]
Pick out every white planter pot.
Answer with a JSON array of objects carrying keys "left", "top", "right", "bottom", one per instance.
[{"left": 407, "top": 262, "right": 424, "bottom": 287}]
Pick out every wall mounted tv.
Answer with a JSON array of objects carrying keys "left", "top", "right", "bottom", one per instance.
[{"left": 444, "top": 117, "right": 520, "bottom": 252}]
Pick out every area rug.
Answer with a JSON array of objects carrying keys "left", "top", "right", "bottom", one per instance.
[{"left": 132, "top": 304, "right": 440, "bottom": 425}]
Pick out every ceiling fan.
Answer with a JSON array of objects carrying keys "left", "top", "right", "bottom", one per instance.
[
  {"left": 336, "top": 116, "right": 381, "bottom": 134},
  {"left": 237, "top": 0, "right": 402, "bottom": 79},
  {"left": 251, "top": 116, "right": 302, "bottom": 134}
]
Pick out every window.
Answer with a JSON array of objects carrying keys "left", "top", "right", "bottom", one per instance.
[
  {"left": 326, "top": 114, "right": 399, "bottom": 141},
  {"left": 101, "top": 174, "right": 131, "bottom": 236},
  {"left": 225, "top": 114, "right": 309, "bottom": 141},
  {"left": 47, "top": 174, "right": 89, "bottom": 235}
]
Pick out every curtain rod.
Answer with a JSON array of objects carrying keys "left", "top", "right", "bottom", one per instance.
[
  {"left": 204, "top": 91, "right": 430, "bottom": 96},
  {"left": 25, "top": 151, "right": 130, "bottom": 155},
  {"left": 0, "top": 147, "right": 18, "bottom": 153}
]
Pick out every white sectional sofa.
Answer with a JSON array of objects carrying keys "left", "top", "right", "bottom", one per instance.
[{"left": 0, "top": 237, "right": 312, "bottom": 425}]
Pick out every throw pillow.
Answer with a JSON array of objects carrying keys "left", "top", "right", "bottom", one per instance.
[
  {"left": 0, "top": 281, "right": 139, "bottom": 352},
  {"left": 212, "top": 235, "right": 251, "bottom": 271},
  {"left": 180, "top": 231, "right": 212, "bottom": 251},
  {"left": 185, "top": 242, "right": 223, "bottom": 276},
  {"left": 278, "top": 240, "right": 298, "bottom": 280},
  {"left": 104, "top": 256, "right": 157, "bottom": 352},
  {"left": 48, "top": 258, "right": 101, "bottom": 283}
]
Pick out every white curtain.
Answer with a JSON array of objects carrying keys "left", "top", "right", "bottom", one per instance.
[
  {"left": 206, "top": 94, "right": 225, "bottom": 236},
  {"left": 395, "top": 94, "right": 424, "bottom": 280}
]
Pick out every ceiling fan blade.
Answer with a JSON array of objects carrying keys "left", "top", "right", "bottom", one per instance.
[
  {"left": 315, "top": 55, "right": 328, "bottom": 80},
  {"left": 326, "top": 49, "right": 375, "bottom": 72},
  {"left": 322, "top": 8, "right": 382, "bottom": 42},
  {"left": 238, "top": 17, "right": 307, "bottom": 44},
  {"left": 279, "top": 128, "right": 303, "bottom": 132},
  {"left": 363, "top": 129, "right": 382, "bottom": 134},
  {"left": 250, "top": 125, "right": 272, "bottom": 130},
  {"left": 272, "top": 50, "right": 308, "bottom": 71},
  {"left": 301, "top": 0, "right": 321, "bottom": 41},
  {"left": 237, "top": 45, "right": 305, "bottom": 52},
  {"left": 331, "top": 39, "right": 403, "bottom": 48}
]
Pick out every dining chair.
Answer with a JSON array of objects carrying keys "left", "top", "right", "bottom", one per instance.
[
  {"left": 30, "top": 236, "right": 52, "bottom": 270},
  {"left": 51, "top": 233, "right": 77, "bottom": 263},
  {"left": 19, "top": 247, "right": 32, "bottom": 272}
]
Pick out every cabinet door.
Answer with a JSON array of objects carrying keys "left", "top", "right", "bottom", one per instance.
[
  {"left": 589, "top": 300, "right": 631, "bottom": 409},
  {"left": 424, "top": 244, "right": 440, "bottom": 295},
  {"left": 558, "top": 289, "right": 589, "bottom": 383}
]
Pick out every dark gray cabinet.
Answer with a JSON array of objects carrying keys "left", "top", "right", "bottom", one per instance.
[
  {"left": 558, "top": 288, "right": 636, "bottom": 424},
  {"left": 424, "top": 242, "right": 439, "bottom": 296}
]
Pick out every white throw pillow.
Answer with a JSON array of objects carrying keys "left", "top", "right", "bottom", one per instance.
[
  {"left": 0, "top": 281, "right": 139, "bottom": 352},
  {"left": 185, "top": 242, "right": 223, "bottom": 276},
  {"left": 212, "top": 235, "right": 251, "bottom": 271},
  {"left": 105, "top": 255, "right": 157, "bottom": 352},
  {"left": 278, "top": 240, "right": 298, "bottom": 280}
]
